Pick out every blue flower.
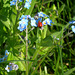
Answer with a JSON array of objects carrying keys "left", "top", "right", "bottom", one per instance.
[
  {"left": 18, "top": 19, "right": 28, "bottom": 31},
  {"left": 20, "top": 15, "right": 31, "bottom": 20},
  {"left": 31, "top": 18, "right": 37, "bottom": 27},
  {"left": 13, "top": 64, "right": 18, "bottom": 70},
  {"left": 18, "top": 17, "right": 29, "bottom": 31},
  {"left": 24, "top": 2, "right": 31, "bottom": 9},
  {"left": 20, "top": 15, "right": 27, "bottom": 20},
  {"left": 2, "top": 56, "right": 7, "bottom": 61},
  {"left": 46, "top": 18, "right": 53, "bottom": 26},
  {"left": 38, "top": 12, "right": 49, "bottom": 18},
  {"left": 69, "top": 21, "right": 75, "bottom": 24},
  {"left": 42, "top": 20, "right": 47, "bottom": 25},
  {"left": 5, "top": 65, "right": 12, "bottom": 72},
  {"left": 18, "top": 24, "right": 26, "bottom": 31},
  {"left": 19, "top": 0, "right": 22, "bottom": 2},
  {"left": 36, "top": 18, "right": 42, "bottom": 24},
  {"left": 4, "top": 50, "right": 9, "bottom": 57},
  {"left": 0, "top": 50, "right": 9, "bottom": 63},
  {"left": 38, "top": 12, "right": 47, "bottom": 18},
  {"left": 71, "top": 25, "right": 75, "bottom": 33},
  {"left": 10, "top": 0, "right": 16, "bottom": 6},
  {"left": 0, "top": 56, "right": 8, "bottom": 63},
  {"left": 42, "top": 18, "right": 53, "bottom": 26},
  {"left": 26, "top": 0, "right": 32, "bottom": 3},
  {"left": 9, "top": 63, "right": 19, "bottom": 70},
  {"left": 19, "top": 19, "right": 28, "bottom": 26}
]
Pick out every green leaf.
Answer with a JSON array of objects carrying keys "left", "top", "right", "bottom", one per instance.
[
  {"left": 64, "top": 67, "right": 75, "bottom": 75},
  {"left": 0, "top": 15, "right": 10, "bottom": 29},
  {"left": 9, "top": 12, "right": 17, "bottom": 26},
  {"left": 41, "top": 36, "right": 53, "bottom": 47}
]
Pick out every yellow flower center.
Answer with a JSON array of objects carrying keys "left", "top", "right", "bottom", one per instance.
[
  {"left": 8, "top": 67, "right": 10, "bottom": 70},
  {"left": 27, "top": 0, "right": 29, "bottom": 2},
  {"left": 13, "top": 2, "right": 14, "bottom": 4},
  {"left": 41, "top": 14, "right": 43, "bottom": 16},
  {"left": 47, "top": 21, "right": 49, "bottom": 24},
  {"left": 4, "top": 58, "right": 6, "bottom": 61},
  {"left": 23, "top": 22, "right": 25, "bottom": 24},
  {"left": 6, "top": 53, "right": 8, "bottom": 55},
  {"left": 21, "top": 26, "right": 24, "bottom": 28},
  {"left": 44, "top": 22, "right": 46, "bottom": 24},
  {"left": 23, "top": 17, "right": 25, "bottom": 19}
]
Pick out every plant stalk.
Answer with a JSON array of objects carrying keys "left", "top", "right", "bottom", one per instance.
[{"left": 26, "top": 25, "right": 28, "bottom": 75}]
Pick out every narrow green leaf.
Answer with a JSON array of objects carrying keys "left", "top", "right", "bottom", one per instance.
[
  {"left": 58, "top": 4, "right": 65, "bottom": 15},
  {"left": 64, "top": 67, "right": 75, "bottom": 75}
]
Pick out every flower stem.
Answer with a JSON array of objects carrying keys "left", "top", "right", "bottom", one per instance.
[{"left": 26, "top": 25, "right": 28, "bottom": 75}]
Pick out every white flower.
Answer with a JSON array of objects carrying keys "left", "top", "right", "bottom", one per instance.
[{"left": 5, "top": 65, "right": 12, "bottom": 72}]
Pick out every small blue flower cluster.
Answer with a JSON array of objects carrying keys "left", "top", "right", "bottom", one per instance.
[
  {"left": 0, "top": 50, "right": 9, "bottom": 63},
  {"left": 17, "top": 12, "right": 53, "bottom": 31},
  {"left": 69, "top": 20, "right": 75, "bottom": 33},
  {"left": 18, "top": 12, "right": 53, "bottom": 31},
  {"left": 5, "top": 63, "right": 18, "bottom": 72},
  {"left": 31, "top": 12, "right": 53, "bottom": 27},
  {"left": 10, "top": 0, "right": 32, "bottom": 9},
  {"left": 18, "top": 15, "right": 31, "bottom": 31}
]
